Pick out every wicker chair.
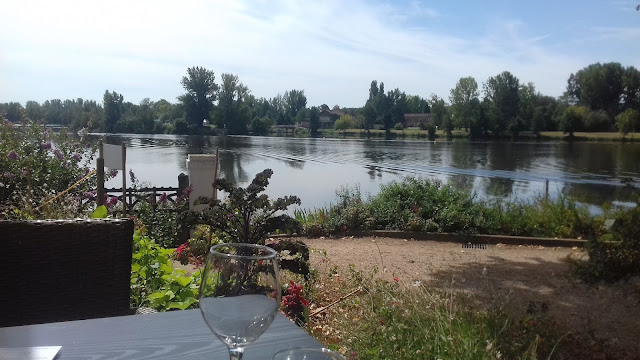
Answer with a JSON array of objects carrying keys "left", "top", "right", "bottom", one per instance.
[{"left": 0, "top": 219, "right": 134, "bottom": 327}]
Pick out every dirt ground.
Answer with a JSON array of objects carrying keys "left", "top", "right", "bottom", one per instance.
[{"left": 302, "top": 236, "right": 640, "bottom": 357}]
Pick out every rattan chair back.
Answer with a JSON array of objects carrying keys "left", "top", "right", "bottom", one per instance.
[{"left": 0, "top": 218, "right": 134, "bottom": 327}]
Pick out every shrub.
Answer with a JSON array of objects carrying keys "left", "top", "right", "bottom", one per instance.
[
  {"left": 0, "top": 119, "right": 96, "bottom": 219},
  {"left": 393, "top": 122, "right": 404, "bottom": 130},
  {"left": 574, "top": 204, "right": 640, "bottom": 282}
]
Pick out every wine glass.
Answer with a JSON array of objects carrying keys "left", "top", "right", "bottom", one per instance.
[
  {"left": 200, "top": 243, "right": 281, "bottom": 360},
  {"left": 272, "top": 348, "right": 345, "bottom": 360}
]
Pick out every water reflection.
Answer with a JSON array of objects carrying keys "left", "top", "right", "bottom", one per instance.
[{"left": 95, "top": 134, "right": 640, "bottom": 210}]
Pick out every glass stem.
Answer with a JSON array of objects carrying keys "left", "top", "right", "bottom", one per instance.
[{"left": 229, "top": 347, "right": 244, "bottom": 360}]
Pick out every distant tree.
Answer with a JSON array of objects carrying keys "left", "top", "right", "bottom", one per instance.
[
  {"left": 308, "top": 106, "right": 320, "bottom": 137},
  {"left": 560, "top": 106, "right": 587, "bottom": 138},
  {"left": 616, "top": 109, "right": 640, "bottom": 138},
  {"left": 483, "top": 71, "right": 520, "bottom": 137},
  {"left": 532, "top": 95, "right": 558, "bottom": 132},
  {"left": 564, "top": 62, "right": 625, "bottom": 117},
  {"left": 0, "top": 102, "right": 25, "bottom": 123},
  {"left": 179, "top": 66, "right": 218, "bottom": 129},
  {"left": 449, "top": 76, "right": 479, "bottom": 131},
  {"left": 216, "top": 73, "right": 250, "bottom": 134},
  {"left": 24, "top": 101, "right": 43, "bottom": 121},
  {"left": 251, "top": 116, "right": 273, "bottom": 135},
  {"left": 429, "top": 94, "right": 451, "bottom": 136},
  {"left": 405, "top": 95, "right": 430, "bottom": 114},
  {"left": 103, "top": 90, "right": 124, "bottom": 133},
  {"left": 518, "top": 82, "right": 537, "bottom": 132},
  {"left": 622, "top": 66, "right": 640, "bottom": 111},
  {"left": 283, "top": 90, "right": 307, "bottom": 121},
  {"left": 334, "top": 114, "right": 355, "bottom": 130}
]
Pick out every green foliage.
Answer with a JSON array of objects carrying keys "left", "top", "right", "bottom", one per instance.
[
  {"left": 393, "top": 122, "right": 403, "bottom": 130},
  {"left": 574, "top": 204, "right": 640, "bottom": 282},
  {"left": 179, "top": 66, "right": 219, "bottom": 129},
  {"left": 296, "top": 177, "right": 605, "bottom": 240},
  {"left": 426, "top": 124, "right": 436, "bottom": 139},
  {"left": 483, "top": 71, "right": 521, "bottom": 136},
  {"left": 334, "top": 115, "right": 355, "bottom": 130},
  {"left": 450, "top": 76, "right": 479, "bottom": 130},
  {"left": 615, "top": 108, "right": 640, "bottom": 138},
  {"left": 309, "top": 106, "right": 320, "bottom": 136},
  {"left": 187, "top": 169, "right": 302, "bottom": 244},
  {"left": 130, "top": 230, "right": 200, "bottom": 311},
  {"left": 251, "top": 116, "right": 273, "bottom": 135},
  {"left": 430, "top": 94, "right": 452, "bottom": 136},
  {"left": 215, "top": 73, "right": 250, "bottom": 135},
  {"left": 0, "top": 119, "right": 96, "bottom": 219},
  {"left": 559, "top": 106, "right": 587, "bottom": 137},
  {"left": 91, "top": 205, "right": 107, "bottom": 219}
]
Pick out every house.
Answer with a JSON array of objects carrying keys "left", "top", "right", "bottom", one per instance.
[
  {"left": 319, "top": 108, "right": 345, "bottom": 129},
  {"left": 404, "top": 113, "right": 432, "bottom": 128}
]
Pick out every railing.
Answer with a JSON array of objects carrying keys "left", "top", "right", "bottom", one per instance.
[{"left": 105, "top": 187, "right": 182, "bottom": 212}]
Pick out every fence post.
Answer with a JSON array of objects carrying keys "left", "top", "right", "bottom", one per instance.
[
  {"left": 177, "top": 173, "right": 190, "bottom": 245},
  {"left": 96, "top": 141, "right": 105, "bottom": 206},
  {"left": 545, "top": 179, "right": 549, "bottom": 200}
]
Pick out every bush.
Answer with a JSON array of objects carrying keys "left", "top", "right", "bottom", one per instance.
[
  {"left": 393, "top": 122, "right": 404, "bottom": 130},
  {"left": 574, "top": 204, "right": 640, "bottom": 282},
  {"left": 427, "top": 124, "right": 436, "bottom": 139},
  {"left": 0, "top": 119, "right": 96, "bottom": 219}
]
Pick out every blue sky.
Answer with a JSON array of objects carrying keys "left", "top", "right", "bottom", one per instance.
[{"left": 1, "top": 0, "right": 639, "bottom": 108}]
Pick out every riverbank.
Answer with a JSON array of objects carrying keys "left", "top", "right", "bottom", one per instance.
[{"left": 310, "top": 128, "right": 640, "bottom": 142}]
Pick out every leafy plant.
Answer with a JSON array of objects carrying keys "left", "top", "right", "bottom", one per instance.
[
  {"left": 0, "top": 118, "right": 97, "bottom": 219},
  {"left": 573, "top": 203, "right": 640, "bottom": 282},
  {"left": 130, "top": 230, "right": 199, "bottom": 311},
  {"left": 187, "top": 169, "right": 302, "bottom": 244}
]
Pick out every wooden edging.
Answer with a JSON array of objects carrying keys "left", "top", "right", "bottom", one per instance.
[
  {"left": 371, "top": 230, "right": 586, "bottom": 248},
  {"left": 271, "top": 231, "right": 587, "bottom": 247}
]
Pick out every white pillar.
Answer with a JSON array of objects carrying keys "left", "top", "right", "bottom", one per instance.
[{"left": 186, "top": 154, "right": 218, "bottom": 211}]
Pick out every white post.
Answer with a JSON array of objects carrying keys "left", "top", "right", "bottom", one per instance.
[{"left": 186, "top": 154, "right": 218, "bottom": 212}]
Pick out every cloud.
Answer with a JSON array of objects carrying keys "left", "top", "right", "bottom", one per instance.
[{"left": 0, "top": 0, "right": 612, "bottom": 106}]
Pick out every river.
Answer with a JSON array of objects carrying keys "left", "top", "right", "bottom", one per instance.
[{"left": 95, "top": 134, "right": 640, "bottom": 212}]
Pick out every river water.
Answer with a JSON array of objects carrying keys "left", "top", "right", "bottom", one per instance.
[{"left": 96, "top": 134, "right": 640, "bottom": 212}]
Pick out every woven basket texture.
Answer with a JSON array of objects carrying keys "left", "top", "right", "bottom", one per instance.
[{"left": 0, "top": 218, "right": 134, "bottom": 327}]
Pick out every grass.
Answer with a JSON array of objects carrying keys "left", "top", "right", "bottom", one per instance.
[{"left": 304, "top": 264, "right": 563, "bottom": 360}]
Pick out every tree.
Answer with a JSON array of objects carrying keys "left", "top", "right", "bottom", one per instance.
[
  {"left": 565, "top": 62, "right": 625, "bottom": 117},
  {"left": 622, "top": 66, "right": 640, "bottom": 111},
  {"left": 406, "top": 95, "right": 430, "bottom": 114},
  {"left": 518, "top": 82, "right": 537, "bottom": 133},
  {"left": 103, "top": 90, "right": 124, "bottom": 133},
  {"left": 334, "top": 114, "right": 355, "bottom": 130},
  {"left": 309, "top": 106, "right": 320, "bottom": 137},
  {"left": 483, "top": 71, "right": 520, "bottom": 137},
  {"left": 283, "top": 90, "right": 307, "bottom": 121},
  {"left": 179, "top": 66, "right": 218, "bottom": 129},
  {"left": 616, "top": 109, "right": 640, "bottom": 138},
  {"left": 449, "top": 76, "right": 479, "bottom": 131},
  {"left": 216, "top": 73, "right": 250, "bottom": 135},
  {"left": 24, "top": 101, "right": 43, "bottom": 121},
  {"left": 429, "top": 94, "right": 451, "bottom": 136},
  {"left": 560, "top": 106, "right": 587, "bottom": 138}
]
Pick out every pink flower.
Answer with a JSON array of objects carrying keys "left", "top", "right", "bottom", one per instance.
[
  {"left": 7, "top": 151, "right": 18, "bottom": 160},
  {"left": 393, "top": 276, "right": 399, "bottom": 282},
  {"left": 71, "top": 153, "right": 82, "bottom": 162},
  {"left": 41, "top": 142, "right": 52, "bottom": 150}
]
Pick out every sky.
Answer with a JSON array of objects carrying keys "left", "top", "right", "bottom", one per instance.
[{"left": 1, "top": 0, "right": 639, "bottom": 108}]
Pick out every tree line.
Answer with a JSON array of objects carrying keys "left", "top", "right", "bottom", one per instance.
[{"left": 1, "top": 62, "right": 639, "bottom": 138}]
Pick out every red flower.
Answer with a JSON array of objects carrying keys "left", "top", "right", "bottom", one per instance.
[
  {"left": 393, "top": 276, "right": 399, "bottom": 282},
  {"left": 174, "top": 242, "right": 190, "bottom": 258}
]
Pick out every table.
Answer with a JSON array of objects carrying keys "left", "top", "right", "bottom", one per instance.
[{"left": 0, "top": 310, "right": 322, "bottom": 359}]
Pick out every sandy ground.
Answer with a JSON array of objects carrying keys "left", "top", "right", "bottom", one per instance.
[{"left": 302, "top": 236, "right": 640, "bottom": 355}]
